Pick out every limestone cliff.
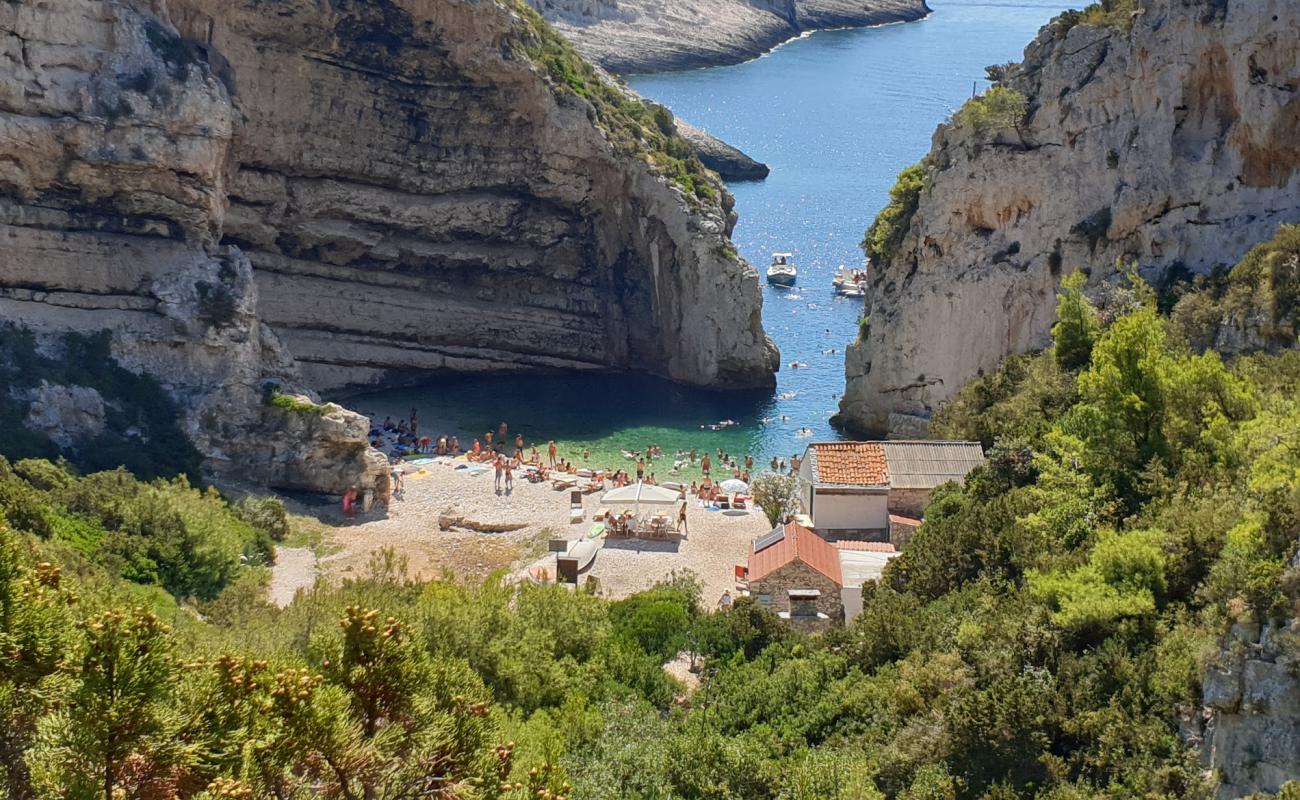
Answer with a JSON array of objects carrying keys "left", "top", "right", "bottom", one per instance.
[
  {"left": 1200, "top": 620, "right": 1300, "bottom": 798},
  {"left": 527, "top": 0, "right": 930, "bottom": 73},
  {"left": 0, "top": 0, "right": 776, "bottom": 487},
  {"left": 838, "top": 0, "right": 1300, "bottom": 437}
]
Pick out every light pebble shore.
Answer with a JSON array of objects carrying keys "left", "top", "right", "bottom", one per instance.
[{"left": 275, "top": 455, "right": 770, "bottom": 608}]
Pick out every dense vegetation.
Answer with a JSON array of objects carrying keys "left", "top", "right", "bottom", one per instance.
[
  {"left": 506, "top": 0, "right": 718, "bottom": 204},
  {"left": 5, "top": 230, "right": 1300, "bottom": 799},
  {"left": 1057, "top": 0, "right": 1143, "bottom": 33}
]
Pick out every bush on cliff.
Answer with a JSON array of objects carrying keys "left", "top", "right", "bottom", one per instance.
[
  {"left": 863, "top": 161, "right": 927, "bottom": 267},
  {"left": 952, "top": 85, "right": 1029, "bottom": 136}
]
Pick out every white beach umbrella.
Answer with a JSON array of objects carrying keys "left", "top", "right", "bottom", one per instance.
[
  {"left": 601, "top": 482, "right": 683, "bottom": 515},
  {"left": 719, "top": 478, "right": 749, "bottom": 495}
]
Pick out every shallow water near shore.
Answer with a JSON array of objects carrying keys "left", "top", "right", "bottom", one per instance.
[{"left": 345, "top": 0, "right": 1069, "bottom": 464}]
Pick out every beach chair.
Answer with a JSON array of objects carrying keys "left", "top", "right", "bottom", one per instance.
[
  {"left": 732, "top": 495, "right": 747, "bottom": 511},
  {"left": 552, "top": 476, "right": 577, "bottom": 491}
]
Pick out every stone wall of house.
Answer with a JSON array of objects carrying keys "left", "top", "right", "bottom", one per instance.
[
  {"left": 750, "top": 561, "right": 842, "bottom": 631},
  {"left": 889, "top": 517, "right": 921, "bottom": 550},
  {"left": 888, "top": 488, "right": 931, "bottom": 519}
]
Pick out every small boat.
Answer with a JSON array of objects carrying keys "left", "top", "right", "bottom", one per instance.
[
  {"left": 767, "top": 252, "right": 797, "bottom": 286},
  {"left": 833, "top": 265, "right": 868, "bottom": 296}
]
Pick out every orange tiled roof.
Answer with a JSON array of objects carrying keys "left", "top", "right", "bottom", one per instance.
[
  {"left": 833, "top": 540, "right": 898, "bottom": 553},
  {"left": 808, "top": 442, "right": 889, "bottom": 486},
  {"left": 749, "top": 523, "right": 843, "bottom": 585}
]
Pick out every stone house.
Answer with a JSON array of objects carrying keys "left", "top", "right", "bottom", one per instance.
[
  {"left": 796, "top": 440, "right": 984, "bottom": 542},
  {"left": 746, "top": 522, "right": 844, "bottom": 631}
]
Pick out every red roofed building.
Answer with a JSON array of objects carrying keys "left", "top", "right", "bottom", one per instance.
[
  {"left": 796, "top": 440, "right": 983, "bottom": 544},
  {"left": 746, "top": 522, "right": 844, "bottom": 630}
]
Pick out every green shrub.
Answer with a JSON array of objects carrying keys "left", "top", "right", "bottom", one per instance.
[
  {"left": 862, "top": 162, "right": 926, "bottom": 267},
  {"left": 952, "top": 86, "right": 1029, "bottom": 136}
]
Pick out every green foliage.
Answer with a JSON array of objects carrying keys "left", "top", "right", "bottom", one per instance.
[
  {"left": 9, "top": 251, "right": 1300, "bottom": 800},
  {"left": 1052, "top": 271, "right": 1100, "bottom": 370},
  {"left": 863, "top": 162, "right": 926, "bottom": 266},
  {"left": 1029, "top": 529, "right": 1167, "bottom": 641},
  {"left": 1172, "top": 224, "right": 1300, "bottom": 352},
  {"left": 750, "top": 470, "right": 800, "bottom": 527},
  {"left": 0, "top": 458, "right": 265, "bottom": 600},
  {"left": 952, "top": 86, "right": 1029, "bottom": 136},
  {"left": 1058, "top": 0, "right": 1142, "bottom": 33},
  {"left": 264, "top": 386, "right": 328, "bottom": 416}
]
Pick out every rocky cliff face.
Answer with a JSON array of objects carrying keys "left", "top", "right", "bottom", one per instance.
[
  {"left": 838, "top": 0, "right": 1300, "bottom": 436},
  {"left": 1200, "top": 619, "right": 1300, "bottom": 798},
  {"left": 0, "top": 0, "right": 776, "bottom": 488},
  {"left": 527, "top": 0, "right": 930, "bottom": 73},
  {"left": 0, "top": 0, "right": 385, "bottom": 493}
]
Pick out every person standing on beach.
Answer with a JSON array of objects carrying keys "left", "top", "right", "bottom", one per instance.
[
  {"left": 494, "top": 455, "right": 504, "bottom": 494},
  {"left": 548, "top": 440, "right": 558, "bottom": 467},
  {"left": 636, "top": 458, "right": 645, "bottom": 481},
  {"left": 677, "top": 498, "right": 688, "bottom": 535},
  {"left": 504, "top": 457, "right": 514, "bottom": 493},
  {"left": 701, "top": 453, "right": 711, "bottom": 476}
]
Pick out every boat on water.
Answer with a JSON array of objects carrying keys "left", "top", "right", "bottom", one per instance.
[
  {"left": 767, "top": 252, "right": 797, "bottom": 286},
  {"left": 833, "top": 264, "right": 868, "bottom": 298}
]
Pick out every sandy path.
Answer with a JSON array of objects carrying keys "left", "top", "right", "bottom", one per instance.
[{"left": 269, "top": 546, "right": 317, "bottom": 607}]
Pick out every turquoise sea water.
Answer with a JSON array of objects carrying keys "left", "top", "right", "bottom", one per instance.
[{"left": 345, "top": 0, "right": 1071, "bottom": 474}]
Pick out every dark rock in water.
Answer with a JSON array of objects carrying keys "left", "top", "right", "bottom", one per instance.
[{"left": 675, "top": 120, "right": 770, "bottom": 182}]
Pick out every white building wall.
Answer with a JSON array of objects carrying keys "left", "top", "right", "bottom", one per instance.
[{"left": 811, "top": 491, "right": 888, "bottom": 531}]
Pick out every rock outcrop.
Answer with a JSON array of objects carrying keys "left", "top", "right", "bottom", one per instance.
[
  {"left": 0, "top": 0, "right": 777, "bottom": 488},
  {"left": 1200, "top": 620, "right": 1300, "bottom": 798},
  {"left": 838, "top": 0, "right": 1300, "bottom": 436},
  {"left": 675, "top": 119, "right": 770, "bottom": 182},
  {"left": 527, "top": 0, "right": 930, "bottom": 73}
]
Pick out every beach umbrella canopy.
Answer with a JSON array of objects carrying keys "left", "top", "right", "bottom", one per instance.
[
  {"left": 719, "top": 479, "right": 749, "bottom": 495},
  {"left": 601, "top": 482, "right": 683, "bottom": 514}
]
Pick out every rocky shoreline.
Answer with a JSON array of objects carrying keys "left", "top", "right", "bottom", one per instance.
[{"left": 528, "top": 0, "right": 932, "bottom": 74}]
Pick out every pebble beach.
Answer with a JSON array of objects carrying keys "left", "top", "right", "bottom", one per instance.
[{"left": 274, "top": 453, "right": 772, "bottom": 608}]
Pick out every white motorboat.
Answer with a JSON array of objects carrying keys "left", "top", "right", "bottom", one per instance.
[
  {"left": 833, "top": 264, "right": 868, "bottom": 297},
  {"left": 767, "top": 252, "right": 797, "bottom": 286}
]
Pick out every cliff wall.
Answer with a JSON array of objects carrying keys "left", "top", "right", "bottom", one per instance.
[
  {"left": 0, "top": 0, "right": 776, "bottom": 489},
  {"left": 1201, "top": 619, "right": 1300, "bottom": 798},
  {"left": 526, "top": 0, "right": 930, "bottom": 73},
  {"left": 838, "top": 0, "right": 1300, "bottom": 436}
]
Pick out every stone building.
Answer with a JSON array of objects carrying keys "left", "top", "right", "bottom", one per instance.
[
  {"left": 746, "top": 522, "right": 844, "bottom": 631},
  {"left": 796, "top": 441, "right": 984, "bottom": 541}
]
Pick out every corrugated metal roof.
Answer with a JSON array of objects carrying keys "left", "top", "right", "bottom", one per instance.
[
  {"left": 888, "top": 514, "right": 922, "bottom": 527},
  {"left": 881, "top": 441, "right": 985, "bottom": 489},
  {"left": 806, "top": 442, "right": 889, "bottom": 487},
  {"left": 748, "top": 522, "right": 842, "bottom": 585}
]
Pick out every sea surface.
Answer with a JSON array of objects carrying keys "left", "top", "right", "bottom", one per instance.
[{"left": 346, "top": 0, "right": 1071, "bottom": 474}]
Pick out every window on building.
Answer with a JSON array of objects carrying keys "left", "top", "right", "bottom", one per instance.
[
  {"left": 788, "top": 588, "right": 821, "bottom": 618},
  {"left": 756, "top": 593, "right": 772, "bottom": 607}
]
